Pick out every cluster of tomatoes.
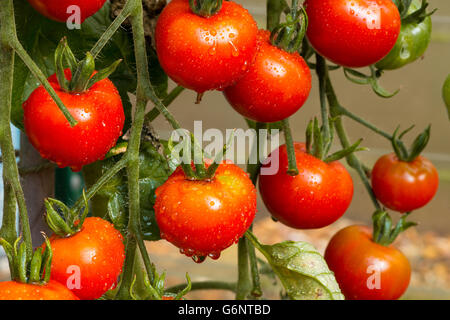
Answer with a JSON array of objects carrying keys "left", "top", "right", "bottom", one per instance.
[{"left": 1, "top": 0, "right": 438, "bottom": 301}]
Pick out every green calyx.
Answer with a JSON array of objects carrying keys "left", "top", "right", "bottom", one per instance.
[
  {"left": 55, "top": 37, "right": 122, "bottom": 93},
  {"left": 270, "top": 0, "right": 308, "bottom": 54},
  {"left": 44, "top": 191, "right": 89, "bottom": 238},
  {"left": 372, "top": 210, "right": 417, "bottom": 246},
  {"left": 130, "top": 271, "right": 191, "bottom": 300},
  {"left": 305, "top": 117, "right": 367, "bottom": 163},
  {"left": 391, "top": 125, "right": 431, "bottom": 162},
  {"left": 189, "top": 0, "right": 223, "bottom": 18},
  {"left": 0, "top": 233, "right": 52, "bottom": 285},
  {"left": 344, "top": 66, "right": 399, "bottom": 99},
  {"left": 394, "top": 0, "right": 436, "bottom": 24}
]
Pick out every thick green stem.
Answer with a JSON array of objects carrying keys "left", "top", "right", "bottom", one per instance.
[
  {"left": 167, "top": 281, "right": 236, "bottom": 294},
  {"left": 281, "top": 119, "right": 299, "bottom": 176},
  {"left": 115, "top": 0, "right": 156, "bottom": 299},
  {"left": 0, "top": 0, "right": 32, "bottom": 258},
  {"left": 236, "top": 237, "right": 252, "bottom": 300},
  {"left": 316, "top": 54, "right": 331, "bottom": 140}
]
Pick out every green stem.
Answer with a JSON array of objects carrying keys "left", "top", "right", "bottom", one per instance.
[
  {"left": 72, "top": 156, "right": 128, "bottom": 212},
  {"left": 236, "top": 237, "right": 251, "bottom": 300},
  {"left": 281, "top": 118, "right": 299, "bottom": 176},
  {"left": 9, "top": 39, "right": 77, "bottom": 127},
  {"left": 90, "top": 0, "right": 135, "bottom": 59},
  {"left": 0, "top": 0, "right": 32, "bottom": 258},
  {"left": 324, "top": 73, "right": 382, "bottom": 210},
  {"left": 316, "top": 54, "right": 331, "bottom": 141},
  {"left": 146, "top": 86, "right": 185, "bottom": 123},
  {"left": 167, "top": 281, "right": 237, "bottom": 294},
  {"left": 115, "top": 0, "right": 155, "bottom": 299}
]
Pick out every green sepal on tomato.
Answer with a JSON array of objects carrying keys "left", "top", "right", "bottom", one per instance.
[
  {"left": 376, "top": 0, "right": 433, "bottom": 70},
  {"left": 155, "top": 0, "right": 259, "bottom": 93}
]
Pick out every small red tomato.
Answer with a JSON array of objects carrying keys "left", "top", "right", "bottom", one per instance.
[
  {"left": 224, "top": 30, "right": 312, "bottom": 123},
  {"left": 325, "top": 225, "right": 411, "bottom": 300},
  {"left": 27, "top": 0, "right": 106, "bottom": 23},
  {"left": 0, "top": 280, "right": 79, "bottom": 300},
  {"left": 154, "top": 161, "right": 257, "bottom": 261},
  {"left": 23, "top": 70, "right": 125, "bottom": 172},
  {"left": 304, "top": 0, "right": 401, "bottom": 67},
  {"left": 371, "top": 153, "right": 439, "bottom": 212},
  {"left": 155, "top": 0, "right": 258, "bottom": 93},
  {"left": 48, "top": 217, "right": 125, "bottom": 300},
  {"left": 259, "top": 143, "right": 353, "bottom": 229}
]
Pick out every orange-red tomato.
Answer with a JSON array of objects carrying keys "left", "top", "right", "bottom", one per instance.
[
  {"left": 155, "top": 0, "right": 258, "bottom": 93},
  {"left": 0, "top": 280, "right": 79, "bottom": 300},
  {"left": 325, "top": 225, "right": 411, "bottom": 300},
  {"left": 304, "top": 0, "right": 401, "bottom": 67},
  {"left": 27, "top": 0, "right": 106, "bottom": 23},
  {"left": 48, "top": 217, "right": 125, "bottom": 300},
  {"left": 154, "top": 162, "right": 257, "bottom": 261},
  {"left": 224, "top": 30, "right": 311, "bottom": 123},
  {"left": 23, "top": 70, "right": 124, "bottom": 172},
  {"left": 259, "top": 143, "right": 353, "bottom": 229},
  {"left": 371, "top": 153, "right": 439, "bottom": 212}
]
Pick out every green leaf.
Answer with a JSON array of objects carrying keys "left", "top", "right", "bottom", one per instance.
[
  {"left": 83, "top": 142, "right": 171, "bottom": 241},
  {"left": 246, "top": 232, "right": 344, "bottom": 300}
]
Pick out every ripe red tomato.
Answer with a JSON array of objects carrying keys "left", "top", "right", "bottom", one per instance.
[
  {"left": 224, "top": 30, "right": 312, "bottom": 123},
  {"left": 0, "top": 280, "right": 79, "bottom": 300},
  {"left": 154, "top": 161, "right": 257, "bottom": 261},
  {"left": 304, "top": 0, "right": 401, "bottom": 68},
  {"left": 325, "top": 225, "right": 411, "bottom": 300},
  {"left": 371, "top": 153, "right": 439, "bottom": 212},
  {"left": 47, "top": 217, "right": 125, "bottom": 300},
  {"left": 27, "top": 0, "right": 106, "bottom": 23},
  {"left": 259, "top": 143, "right": 353, "bottom": 229},
  {"left": 155, "top": 0, "right": 258, "bottom": 93},
  {"left": 23, "top": 70, "right": 125, "bottom": 172}
]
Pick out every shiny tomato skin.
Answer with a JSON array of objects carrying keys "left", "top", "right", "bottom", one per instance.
[
  {"left": 371, "top": 153, "right": 439, "bottom": 213},
  {"left": 155, "top": 0, "right": 258, "bottom": 93},
  {"left": 23, "top": 70, "right": 125, "bottom": 172},
  {"left": 154, "top": 161, "right": 257, "bottom": 259},
  {"left": 27, "top": 0, "right": 107, "bottom": 23},
  {"left": 48, "top": 217, "right": 125, "bottom": 300},
  {"left": 0, "top": 280, "right": 79, "bottom": 300},
  {"left": 304, "top": 0, "right": 401, "bottom": 68},
  {"left": 325, "top": 225, "right": 411, "bottom": 300},
  {"left": 224, "top": 30, "right": 312, "bottom": 123},
  {"left": 259, "top": 143, "right": 353, "bottom": 229}
]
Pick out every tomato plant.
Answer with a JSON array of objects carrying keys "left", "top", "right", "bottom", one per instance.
[
  {"left": 155, "top": 0, "right": 258, "bottom": 94},
  {"left": 325, "top": 225, "right": 411, "bottom": 300},
  {"left": 155, "top": 161, "right": 257, "bottom": 261},
  {"left": 0, "top": 0, "right": 442, "bottom": 302},
  {"left": 224, "top": 30, "right": 311, "bottom": 123},
  {"left": 27, "top": 0, "right": 107, "bottom": 23},
  {"left": 259, "top": 143, "right": 353, "bottom": 229},
  {"left": 304, "top": 0, "right": 401, "bottom": 67}
]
